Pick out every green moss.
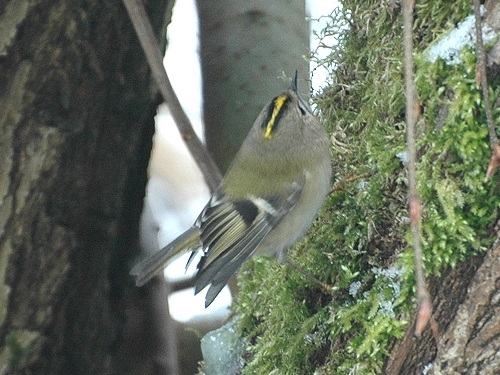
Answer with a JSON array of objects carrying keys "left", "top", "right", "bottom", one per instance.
[
  {"left": 232, "top": 1, "right": 500, "bottom": 374},
  {"left": 413, "top": 48, "right": 500, "bottom": 273}
]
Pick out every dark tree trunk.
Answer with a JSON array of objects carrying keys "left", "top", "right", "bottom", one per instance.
[{"left": 0, "top": 0, "right": 170, "bottom": 373}]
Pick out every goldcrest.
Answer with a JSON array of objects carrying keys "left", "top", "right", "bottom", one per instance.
[{"left": 131, "top": 72, "right": 332, "bottom": 307}]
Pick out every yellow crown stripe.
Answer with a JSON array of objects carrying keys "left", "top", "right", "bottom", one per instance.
[{"left": 264, "top": 94, "right": 288, "bottom": 139}]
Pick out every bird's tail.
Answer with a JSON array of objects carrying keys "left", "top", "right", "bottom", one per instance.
[{"left": 130, "top": 226, "right": 200, "bottom": 286}]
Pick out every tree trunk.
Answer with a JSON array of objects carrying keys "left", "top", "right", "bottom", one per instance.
[
  {"left": 386, "top": 231, "right": 500, "bottom": 375},
  {"left": 0, "top": 0, "right": 170, "bottom": 373}
]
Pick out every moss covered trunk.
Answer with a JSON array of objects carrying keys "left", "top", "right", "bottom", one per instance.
[{"left": 230, "top": 1, "right": 500, "bottom": 374}]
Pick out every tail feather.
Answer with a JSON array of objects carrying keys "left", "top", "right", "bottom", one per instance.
[{"left": 131, "top": 226, "right": 200, "bottom": 286}]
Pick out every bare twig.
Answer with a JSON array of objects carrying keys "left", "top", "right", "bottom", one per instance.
[
  {"left": 329, "top": 173, "right": 373, "bottom": 194},
  {"left": 402, "top": 0, "right": 433, "bottom": 338},
  {"left": 472, "top": 0, "right": 500, "bottom": 179},
  {"left": 285, "top": 259, "right": 335, "bottom": 294},
  {"left": 122, "top": 0, "right": 222, "bottom": 192}
]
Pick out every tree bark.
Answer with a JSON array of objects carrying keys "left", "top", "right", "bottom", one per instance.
[
  {"left": 0, "top": 0, "right": 170, "bottom": 373},
  {"left": 386, "top": 227, "right": 500, "bottom": 375}
]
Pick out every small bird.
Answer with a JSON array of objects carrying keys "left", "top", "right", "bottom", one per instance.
[{"left": 131, "top": 72, "right": 332, "bottom": 307}]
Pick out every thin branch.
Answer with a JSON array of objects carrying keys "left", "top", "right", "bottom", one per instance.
[
  {"left": 402, "top": 0, "right": 432, "bottom": 338},
  {"left": 329, "top": 173, "right": 373, "bottom": 194},
  {"left": 285, "top": 259, "right": 335, "bottom": 294},
  {"left": 473, "top": 0, "right": 496, "bottom": 145},
  {"left": 472, "top": 0, "right": 500, "bottom": 179},
  {"left": 122, "top": 0, "right": 222, "bottom": 192}
]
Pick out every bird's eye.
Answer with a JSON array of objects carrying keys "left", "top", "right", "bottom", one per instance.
[
  {"left": 298, "top": 104, "right": 306, "bottom": 115},
  {"left": 297, "top": 99, "right": 308, "bottom": 116}
]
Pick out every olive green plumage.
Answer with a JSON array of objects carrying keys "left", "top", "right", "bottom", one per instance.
[{"left": 131, "top": 73, "right": 331, "bottom": 307}]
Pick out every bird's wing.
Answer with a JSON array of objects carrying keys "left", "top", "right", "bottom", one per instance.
[{"left": 193, "top": 180, "right": 304, "bottom": 307}]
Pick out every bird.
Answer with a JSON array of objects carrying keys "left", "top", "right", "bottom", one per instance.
[{"left": 131, "top": 72, "right": 332, "bottom": 307}]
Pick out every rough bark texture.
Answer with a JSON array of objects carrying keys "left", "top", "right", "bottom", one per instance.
[
  {"left": 0, "top": 0, "right": 170, "bottom": 373},
  {"left": 386, "top": 226, "right": 500, "bottom": 375}
]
